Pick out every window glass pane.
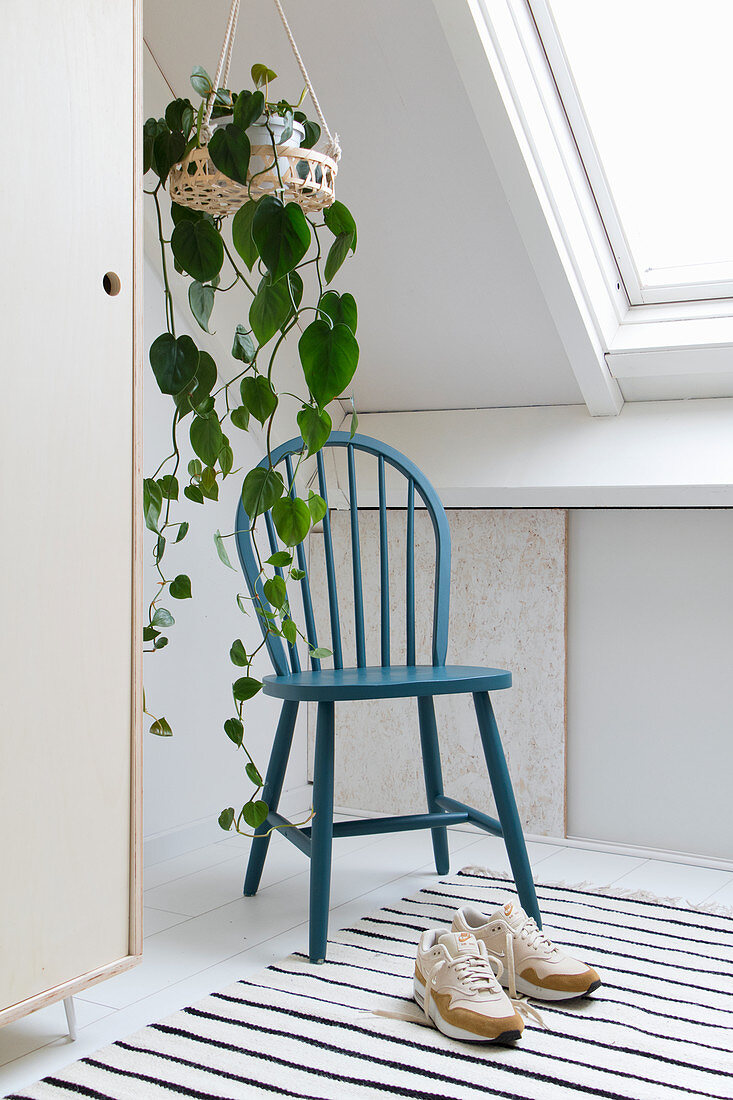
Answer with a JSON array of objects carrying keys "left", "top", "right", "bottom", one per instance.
[{"left": 547, "top": 0, "right": 733, "bottom": 286}]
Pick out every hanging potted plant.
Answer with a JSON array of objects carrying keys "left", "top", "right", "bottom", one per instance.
[{"left": 143, "top": 0, "right": 359, "bottom": 837}]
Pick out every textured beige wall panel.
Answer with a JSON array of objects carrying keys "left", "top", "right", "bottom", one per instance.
[{"left": 307, "top": 509, "right": 566, "bottom": 837}]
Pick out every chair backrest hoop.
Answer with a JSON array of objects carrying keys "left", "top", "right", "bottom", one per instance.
[{"left": 234, "top": 432, "right": 451, "bottom": 676}]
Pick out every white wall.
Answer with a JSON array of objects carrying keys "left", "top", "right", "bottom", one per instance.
[
  {"left": 142, "top": 258, "right": 308, "bottom": 859},
  {"left": 567, "top": 509, "right": 733, "bottom": 860}
]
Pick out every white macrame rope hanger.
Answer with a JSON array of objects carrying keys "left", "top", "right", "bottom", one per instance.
[
  {"left": 202, "top": 0, "right": 241, "bottom": 138},
  {"left": 270, "top": 0, "right": 341, "bottom": 161},
  {"left": 202, "top": 0, "right": 341, "bottom": 162}
]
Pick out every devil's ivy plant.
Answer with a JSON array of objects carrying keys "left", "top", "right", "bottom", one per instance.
[{"left": 143, "top": 63, "right": 359, "bottom": 834}]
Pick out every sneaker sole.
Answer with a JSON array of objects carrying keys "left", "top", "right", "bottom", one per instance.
[
  {"left": 505, "top": 975, "right": 603, "bottom": 1002},
  {"left": 413, "top": 976, "right": 522, "bottom": 1044}
]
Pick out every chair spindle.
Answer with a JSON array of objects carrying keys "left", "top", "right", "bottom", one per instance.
[
  {"left": 316, "top": 450, "right": 343, "bottom": 670},
  {"left": 283, "top": 454, "right": 320, "bottom": 671},
  {"left": 378, "top": 455, "right": 390, "bottom": 667},
  {"left": 406, "top": 477, "right": 416, "bottom": 666},
  {"left": 347, "top": 444, "right": 367, "bottom": 667},
  {"left": 265, "top": 508, "right": 301, "bottom": 674}
]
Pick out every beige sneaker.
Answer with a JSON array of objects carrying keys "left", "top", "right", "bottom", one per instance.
[
  {"left": 453, "top": 900, "right": 601, "bottom": 1002},
  {"left": 413, "top": 929, "right": 524, "bottom": 1042}
]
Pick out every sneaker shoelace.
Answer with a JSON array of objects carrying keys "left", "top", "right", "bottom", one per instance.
[
  {"left": 364, "top": 951, "right": 504, "bottom": 1030},
  {"left": 503, "top": 923, "right": 548, "bottom": 1029}
]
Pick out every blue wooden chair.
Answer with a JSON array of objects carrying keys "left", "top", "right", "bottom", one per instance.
[{"left": 235, "top": 432, "right": 541, "bottom": 962}]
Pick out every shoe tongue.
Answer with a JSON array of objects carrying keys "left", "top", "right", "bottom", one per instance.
[
  {"left": 438, "top": 930, "right": 480, "bottom": 958},
  {"left": 493, "top": 898, "right": 526, "bottom": 930}
]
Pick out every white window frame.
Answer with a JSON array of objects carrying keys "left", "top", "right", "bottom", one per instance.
[
  {"left": 526, "top": 0, "right": 733, "bottom": 308},
  {"left": 431, "top": 0, "right": 733, "bottom": 411}
]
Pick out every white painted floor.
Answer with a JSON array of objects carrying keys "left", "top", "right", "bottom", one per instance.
[{"left": 2, "top": 820, "right": 733, "bottom": 1097}]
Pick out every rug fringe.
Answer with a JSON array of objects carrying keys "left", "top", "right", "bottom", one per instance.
[{"left": 460, "top": 866, "right": 733, "bottom": 918}]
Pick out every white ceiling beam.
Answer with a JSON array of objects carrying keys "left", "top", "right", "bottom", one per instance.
[{"left": 431, "top": 0, "right": 623, "bottom": 417}]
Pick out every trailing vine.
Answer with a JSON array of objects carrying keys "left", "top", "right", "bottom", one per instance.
[{"left": 143, "top": 63, "right": 359, "bottom": 833}]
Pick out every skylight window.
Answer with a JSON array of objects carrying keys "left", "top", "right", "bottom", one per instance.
[{"left": 531, "top": 0, "right": 733, "bottom": 303}]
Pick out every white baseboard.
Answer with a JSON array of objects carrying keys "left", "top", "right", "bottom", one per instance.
[
  {"left": 332, "top": 803, "right": 733, "bottom": 872},
  {"left": 143, "top": 784, "right": 314, "bottom": 867},
  {"left": 144, "top": 792, "right": 733, "bottom": 873}
]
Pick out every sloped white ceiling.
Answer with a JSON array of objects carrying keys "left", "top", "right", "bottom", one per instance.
[{"left": 144, "top": 0, "right": 581, "bottom": 412}]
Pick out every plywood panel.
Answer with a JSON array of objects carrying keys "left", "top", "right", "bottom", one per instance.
[
  {"left": 308, "top": 508, "right": 567, "bottom": 836},
  {"left": 0, "top": 0, "right": 139, "bottom": 1012}
]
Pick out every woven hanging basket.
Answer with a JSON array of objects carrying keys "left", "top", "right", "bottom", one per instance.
[{"left": 169, "top": 142, "right": 337, "bottom": 218}]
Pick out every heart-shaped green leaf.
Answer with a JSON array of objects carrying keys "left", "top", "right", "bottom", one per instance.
[
  {"left": 233, "top": 675, "right": 263, "bottom": 701},
  {"left": 230, "top": 639, "right": 249, "bottom": 666},
  {"left": 307, "top": 490, "right": 327, "bottom": 524},
  {"left": 251, "top": 63, "right": 277, "bottom": 88},
  {"left": 224, "top": 717, "right": 244, "bottom": 745},
  {"left": 232, "top": 200, "right": 259, "bottom": 270},
  {"left": 143, "top": 118, "right": 168, "bottom": 174},
  {"left": 324, "top": 232, "right": 353, "bottom": 284},
  {"left": 158, "top": 474, "right": 179, "bottom": 501},
  {"left": 171, "top": 218, "right": 224, "bottom": 282},
  {"left": 152, "top": 607, "right": 175, "bottom": 628},
  {"left": 263, "top": 575, "right": 287, "bottom": 609},
  {"left": 267, "top": 550, "right": 292, "bottom": 567},
  {"left": 272, "top": 496, "right": 311, "bottom": 546},
  {"left": 150, "top": 717, "right": 173, "bottom": 737},
  {"left": 298, "top": 320, "right": 359, "bottom": 407},
  {"left": 232, "top": 325, "right": 256, "bottom": 363},
  {"left": 252, "top": 196, "right": 311, "bottom": 283},
  {"left": 175, "top": 521, "right": 189, "bottom": 542},
  {"left": 218, "top": 806, "right": 235, "bottom": 831},
  {"left": 249, "top": 276, "right": 291, "bottom": 345},
  {"left": 220, "top": 440, "right": 234, "bottom": 477},
  {"left": 191, "top": 66, "right": 214, "bottom": 97},
  {"left": 242, "top": 799, "right": 268, "bottom": 828},
  {"left": 297, "top": 404, "right": 331, "bottom": 455},
  {"left": 184, "top": 485, "right": 204, "bottom": 504},
  {"left": 241, "top": 375, "right": 278, "bottom": 424},
  {"left": 300, "top": 119, "right": 321, "bottom": 149},
  {"left": 282, "top": 618, "right": 298, "bottom": 645},
  {"left": 208, "top": 123, "right": 251, "bottom": 185},
  {"left": 188, "top": 281, "right": 215, "bottom": 333},
  {"left": 165, "top": 97, "right": 195, "bottom": 137},
  {"left": 234, "top": 89, "right": 265, "bottom": 130},
  {"left": 245, "top": 762, "right": 263, "bottom": 786},
  {"left": 171, "top": 202, "right": 212, "bottom": 226},
  {"left": 318, "top": 291, "right": 357, "bottom": 333},
  {"left": 214, "top": 529, "right": 236, "bottom": 570},
  {"left": 323, "top": 201, "right": 357, "bottom": 251},
  {"left": 200, "top": 465, "right": 219, "bottom": 500},
  {"left": 153, "top": 128, "right": 185, "bottom": 182},
  {"left": 149, "top": 333, "right": 199, "bottom": 395},
  {"left": 190, "top": 414, "right": 223, "bottom": 467},
  {"left": 241, "top": 466, "right": 284, "bottom": 517},
  {"left": 170, "top": 574, "right": 192, "bottom": 599},
  {"left": 230, "top": 406, "right": 250, "bottom": 430},
  {"left": 143, "top": 477, "right": 163, "bottom": 533},
  {"left": 190, "top": 350, "right": 217, "bottom": 407}
]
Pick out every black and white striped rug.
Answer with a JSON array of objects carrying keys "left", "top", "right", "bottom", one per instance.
[{"left": 9, "top": 868, "right": 733, "bottom": 1100}]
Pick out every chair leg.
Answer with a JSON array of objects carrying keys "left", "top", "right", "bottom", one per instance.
[
  {"left": 417, "top": 696, "right": 450, "bottom": 875},
  {"left": 243, "top": 699, "right": 299, "bottom": 897},
  {"left": 473, "top": 691, "right": 542, "bottom": 928},
  {"left": 309, "top": 700, "right": 335, "bottom": 963}
]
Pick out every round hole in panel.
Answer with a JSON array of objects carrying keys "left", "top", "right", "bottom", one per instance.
[{"left": 103, "top": 272, "right": 121, "bottom": 296}]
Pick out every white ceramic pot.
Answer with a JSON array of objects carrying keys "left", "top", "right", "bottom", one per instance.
[
  {"left": 213, "top": 113, "right": 304, "bottom": 148},
  {"left": 247, "top": 114, "right": 305, "bottom": 150}
]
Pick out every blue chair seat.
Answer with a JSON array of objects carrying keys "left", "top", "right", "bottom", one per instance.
[{"left": 263, "top": 664, "right": 512, "bottom": 702}]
